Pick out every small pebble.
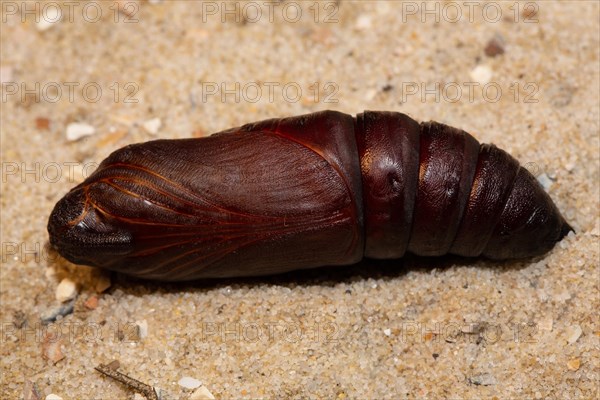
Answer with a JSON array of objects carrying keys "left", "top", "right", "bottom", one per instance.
[
  {"left": 538, "top": 317, "right": 553, "bottom": 332},
  {"left": 178, "top": 376, "right": 202, "bottom": 389},
  {"left": 36, "top": 6, "right": 61, "bottom": 31},
  {"left": 84, "top": 296, "right": 99, "bottom": 310},
  {"left": 566, "top": 358, "right": 581, "bottom": 371},
  {"left": 40, "top": 299, "right": 75, "bottom": 324},
  {"left": 41, "top": 333, "right": 65, "bottom": 364},
  {"left": 564, "top": 161, "right": 575, "bottom": 172},
  {"left": 133, "top": 393, "right": 146, "bottom": 400},
  {"left": 136, "top": 320, "right": 148, "bottom": 339},
  {"left": 565, "top": 325, "right": 583, "bottom": 344},
  {"left": 45, "top": 266, "right": 57, "bottom": 280},
  {"left": 66, "top": 123, "right": 96, "bottom": 142},
  {"left": 484, "top": 35, "right": 506, "bottom": 57},
  {"left": 45, "top": 395, "right": 63, "bottom": 400},
  {"left": 355, "top": 15, "right": 372, "bottom": 30},
  {"left": 383, "top": 328, "right": 391, "bottom": 337},
  {"left": 143, "top": 118, "right": 162, "bottom": 135},
  {"left": 189, "top": 385, "right": 216, "bottom": 400},
  {"left": 469, "top": 373, "right": 496, "bottom": 386},
  {"left": 537, "top": 173, "right": 553, "bottom": 190},
  {"left": 35, "top": 117, "right": 51, "bottom": 130},
  {"left": 55, "top": 278, "right": 77, "bottom": 302},
  {"left": 365, "top": 89, "right": 377, "bottom": 101},
  {"left": 470, "top": 65, "right": 493, "bottom": 85}
]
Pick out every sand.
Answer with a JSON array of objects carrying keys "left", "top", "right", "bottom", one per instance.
[{"left": 1, "top": 1, "right": 598, "bottom": 398}]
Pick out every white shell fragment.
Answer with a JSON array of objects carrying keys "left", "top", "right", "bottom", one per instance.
[
  {"left": 190, "top": 385, "right": 216, "bottom": 400},
  {"left": 36, "top": 6, "right": 61, "bottom": 31},
  {"left": 66, "top": 123, "right": 96, "bottom": 142},
  {"left": 537, "top": 173, "right": 553, "bottom": 190},
  {"left": 55, "top": 278, "right": 77, "bottom": 302},
  {"left": 355, "top": 15, "right": 372, "bottom": 30},
  {"left": 470, "top": 65, "right": 493, "bottom": 85},
  {"left": 143, "top": 118, "right": 162, "bottom": 135},
  {"left": 178, "top": 376, "right": 202, "bottom": 389},
  {"left": 565, "top": 325, "right": 583, "bottom": 344}
]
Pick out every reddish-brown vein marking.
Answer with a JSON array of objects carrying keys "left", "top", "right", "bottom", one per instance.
[
  {"left": 130, "top": 211, "right": 346, "bottom": 259},
  {"left": 93, "top": 162, "right": 280, "bottom": 220},
  {"left": 268, "top": 122, "right": 361, "bottom": 259},
  {"left": 139, "top": 210, "right": 346, "bottom": 277}
]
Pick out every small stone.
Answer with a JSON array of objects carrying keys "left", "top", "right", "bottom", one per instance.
[
  {"left": 36, "top": 6, "right": 61, "bottom": 31},
  {"left": 42, "top": 332, "right": 65, "bottom": 364},
  {"left": 537, "top": 173, "right": 553, "bottom": 190},
  {"left": 55, "top": 278, "right": 77, "bottom": 302},
  {"left": 469, "top": 373, "right": 496, "bottom": 386},
  {"left": 40, "top": 300, "right": 75, "bottom": 324},
  {"left": 564, "top": 161, "right": 575, "bottom": 172},
  {"left": 45, "top": 395, "right": 63, "bottom": 400},
  {"left": 189, "top": 385, "right": 216, "bottom": 400},
  {"left": 538, "top": 317, "right": 553, "bottom": 332},
  {"left": 66, "top": 123, "right": 96, "bottom": 142},
  {"left": 45, "top": 267, "right": 57, "bottom": 280},
  {"left": 133, "top": 393, "right": 146, "bottom": 400},
  {"left": 136, "top": 320, "right": 148, "bottom": 339},
  {"left": 143, "top": 118, "right": 162, "bottom": 135},
  {"left": 565, "top": 325, "right": 583, "bottom": 344},
  {"left": 383, "top": 328, "right": 391, "bottom": 336},
  {"left": 35, "top": 117, "right": 51, "bottom": 130},
  {"left": 484, "top": 35, "right": 506, "bottom": 57},
  {"left": 470, "top": 65, "right": 493, "bottom": 85},
  {"left": 365, "top": 89, "right": 377, "bottom": 101},
  {"left": 566, "top": 358, "right": 581, "bottom": 371},
  {"left": 84, "top": 296, "right": 99, "bottom": 310},
  {"left": 355, "top": 15, "right": 372, "bottom": 30},
  {"left": 178, "top": 376, "right": 202, "bottom": 389}
]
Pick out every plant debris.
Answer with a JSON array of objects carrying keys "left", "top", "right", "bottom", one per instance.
[{"left": 95, "top": 362, "right": 160, "bottom": 400}]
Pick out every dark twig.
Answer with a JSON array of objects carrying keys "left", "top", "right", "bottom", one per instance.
[{"left": 94, "top": 362, "right": 159, "bottom": 400}]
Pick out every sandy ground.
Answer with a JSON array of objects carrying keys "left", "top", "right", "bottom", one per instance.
[{"left": 1, "top": 1, "right": 598, "bottom": 399}]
